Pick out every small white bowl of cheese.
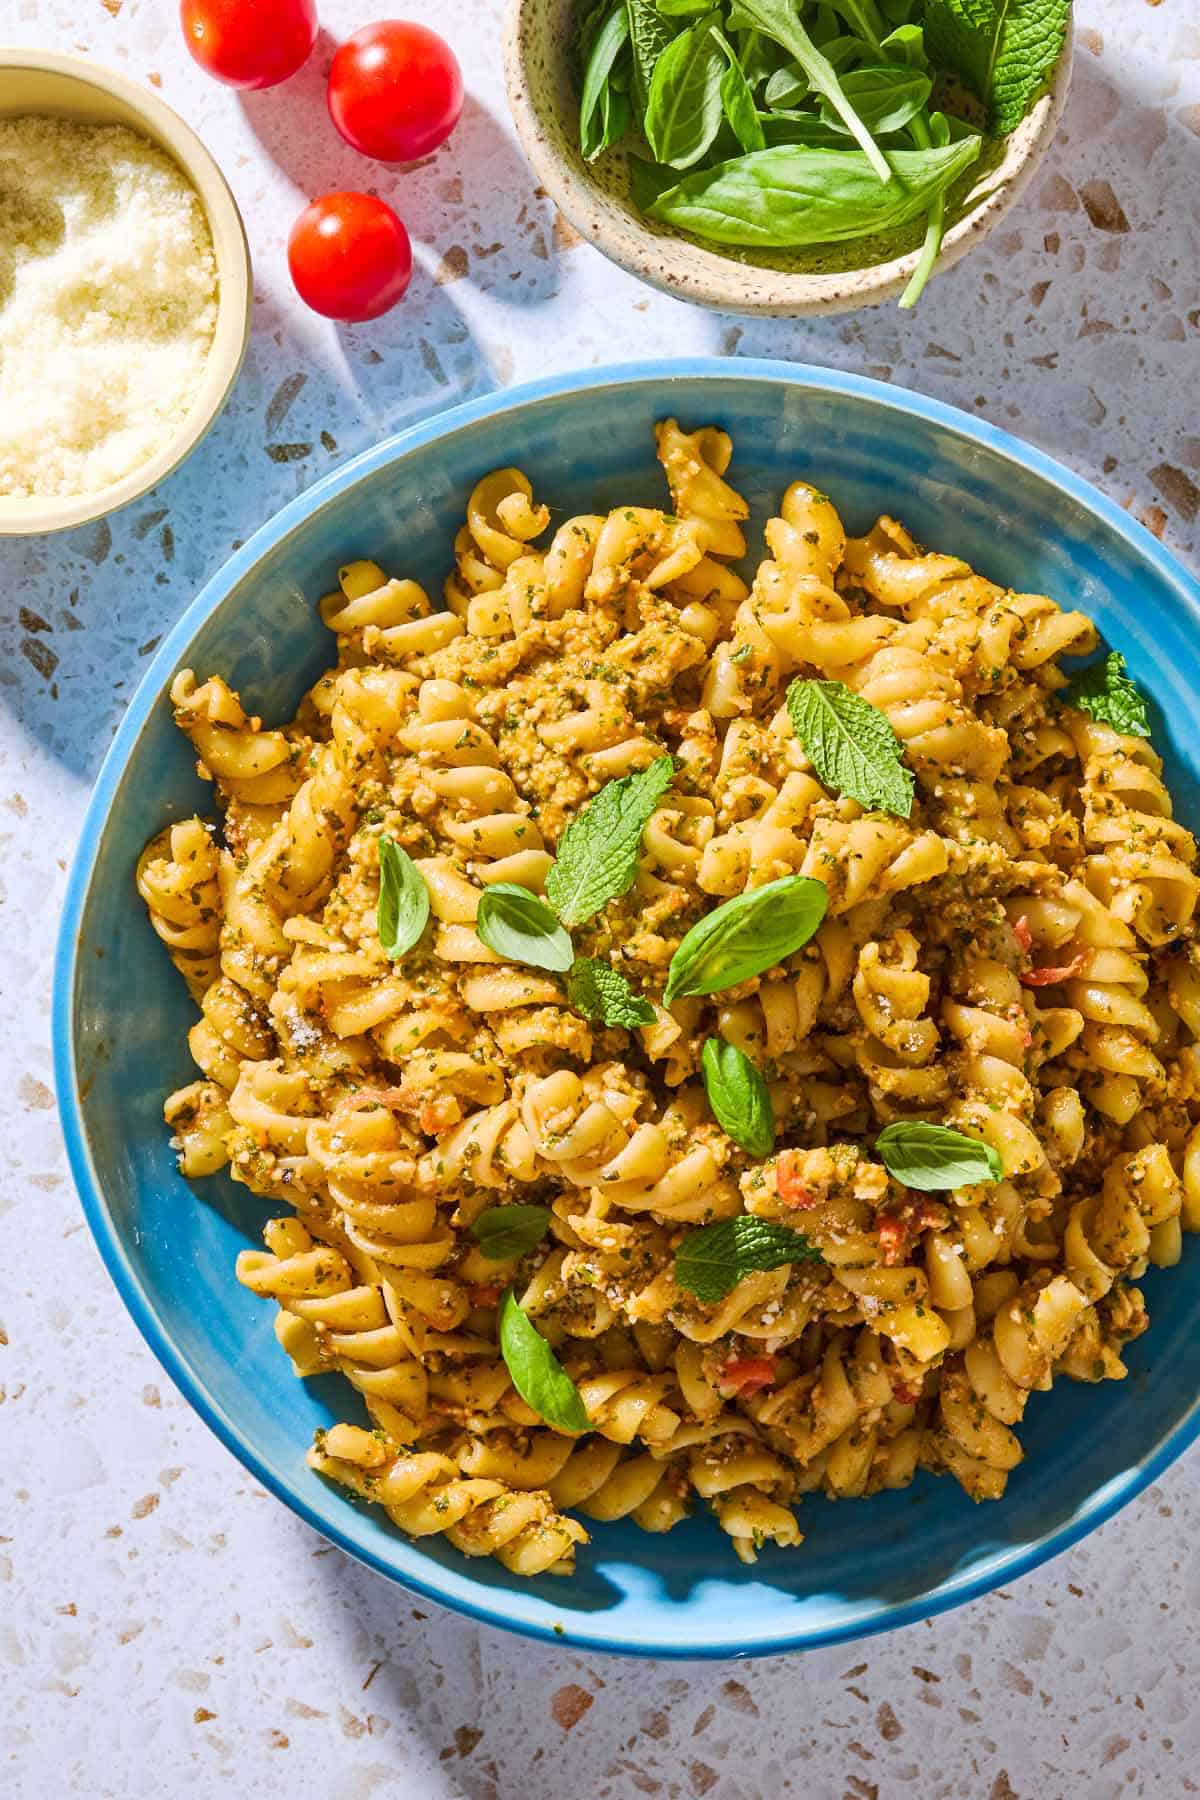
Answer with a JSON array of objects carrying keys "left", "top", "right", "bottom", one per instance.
[{"left": 0, "top": 48, "right": 251, "bottom": 536}]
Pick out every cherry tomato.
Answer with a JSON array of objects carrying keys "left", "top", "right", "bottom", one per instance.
[
  {"left": 287, "top": 192, "right": 413, "bottom": 322},
  {"left": 328, "top": 20, "right": 463, "bottom": 162},
  {"left": 180, "top": 0, "right": 318, "bottom": 90}
]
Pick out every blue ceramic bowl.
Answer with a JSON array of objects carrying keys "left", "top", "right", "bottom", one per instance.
[{"left": 57, "top": 361, "right": 1200, "bottom": 1659}]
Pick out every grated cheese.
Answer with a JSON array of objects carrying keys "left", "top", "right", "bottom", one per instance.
[{"left": 0, "top": 116, "right": 218, "bottom": 501}]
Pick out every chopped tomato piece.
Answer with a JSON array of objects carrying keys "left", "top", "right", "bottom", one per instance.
[
  {"left": 877, "top": 1214, "right": 908, "bottom": 1265},
  {"left": 1020, "top": 950, "right": 1089, "bottom": 987},
  {"left": 775, "top": 1150, "right": 816, "bottom": 1209},
  {"left": 1012, "top": 914, "right": 1033, "bottom": 954},
  {"left": 467, "top": 1284, "right": 501, "bottom": 1309},
  {"left": 892, "top": 1379, "right": 921, "bottom": 1405},
  {"left": 718, "top": 1355, "right": 778, "bottom": 1397}
]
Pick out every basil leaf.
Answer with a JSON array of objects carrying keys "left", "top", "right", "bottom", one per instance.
[
  {"left": 657, "top": 0, "right": 712, "bottom": 11},
  {"left": 1064, "top": 651, "right": 1151, "bottom": 740},
  {"left": 763, "top": 62, "right": 809, "bottom": 107},
  {"left": 498, "top": 1290, "right": 591, "bottom": 1432},
  {"left": 568, "top": 957, "right": 657, "bottom": 1028},
  {"left": 545, "top": 755, "right": 675, "bottom": 927},
  {"left": 880, "top": 22, "right": 926, "bottom": 66},
  {"left": 923, "top": 0, "right": 1070, "bottom": 135},
  {"left": 702, "top": 1037, "right": 775, "bottom": 1157},
  {"left": 644, "top": 12, "right": 726, "bottom": 169},
  {"left": 712, "top": 25, "right": 767, "bottom": 153},
  {"left": 723, "top": 0, "right": 891, "bottom": 179},
  {"left": 664, "top": 875, "right": 828, "bottom": 1004},
  {"left": 377, "top": 836, "right": 430, "bottom": 960},
  {"left": 819, "top": 64, "right": 932, "bottom": 134},
  {"left": 626, "top": 0, "right": 678, "bottom": 117},
  {"left": 675, "top": 1215, "right": 823, "bottom": 1303},
  {"left": 471, "top": 1204, "right": 553, "bottom": 1262},
  {"left": 644, "top": 138, "right": 981, "bottom": 247},
  {"left": 876, "top": 1122, "right": 1003, "bottom": 1191},
  {"left": 786, "top": 677, "right": 915, "bottom": 818},
  {"left": 475, "top": 884, "right": 574, "bottom": 972},
  {"left": 759, "top": 111, "right": 873, "bottom": 150},
  {"left": 580, "top": 4, "right": 633, "bottom": 160}
]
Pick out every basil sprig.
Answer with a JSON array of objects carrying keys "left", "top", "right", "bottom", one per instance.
[
  {"left": 702, "top": 1037, "right": 775, "bottom": 1158},
  {"left": 787, "top": 677, "right": 915, "bottom": 818},
  {"left": 663, "top": 875, "right": 828, "bottom": 1005},
  {"left": 1064, "top": 651, "right": 1151, "bottom": 740},
  {"left": 579, "top": 5, "right": 632, "bottom": 161},
  {"left": 568, "top": 957, "right": 656, "bottom": 1028},
  {"left": 498, "top": 1290, "right": 590, "bottom": 1432},
  {"left": 876, "top": 1121, "right": 1003, "bottom": 1191},
  {"left": 471, "top": 1204, "right": 553, "bottom": 1263},
  {"left": 475, "top": 884, "right": 573, "bottom": 973},
  {"left": 675, "top": 1214, "right": 823, "bottom": 1303},
  {"left": 545, "top": 755, "right": 675, "bottom": 927},
  {"left": 377, "top": 836, "right": 430, "bottom": 960}
]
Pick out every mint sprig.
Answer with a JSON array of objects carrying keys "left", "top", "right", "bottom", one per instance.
[
  {"left": 567, "top": 957, "right": 657, "bottom": 1028},
  {"left": 1064, "top": 651, "right": 1151, "bottom": 740},
  {"left": 674, "top": 1214, "right": 823, "bottom": 1304},
  {"left": 923, "top": 0, "right": 1070, "bottom": 136},
  {"left": 786, "top": 677, "right": 915, "bottom": 819},
  {"left": 545, "top": 755, "right": 675, "bottom": 927}
]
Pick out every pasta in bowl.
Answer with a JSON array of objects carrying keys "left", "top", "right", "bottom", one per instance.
[{"left": 135, "top": 415, "right": 1200, "bottom": 1584}]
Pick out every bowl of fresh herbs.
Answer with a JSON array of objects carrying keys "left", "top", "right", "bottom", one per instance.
[{"left": 502, "top": 0, "right": 1073, "bottom": 313}]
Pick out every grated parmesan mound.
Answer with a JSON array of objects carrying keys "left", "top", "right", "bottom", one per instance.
[{"left": 0, "top": 116, "right": 219, "bottom": 501}]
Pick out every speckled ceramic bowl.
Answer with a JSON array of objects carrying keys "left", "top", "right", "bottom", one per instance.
[
  {"left": 502, "top": 2, "right": 1072, "bottom": 315},
  {"left": 0, "top": 48, "right": 251, "bottom": 537}
]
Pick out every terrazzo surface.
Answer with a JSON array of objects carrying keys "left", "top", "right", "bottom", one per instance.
[{"left": 4, "top": 1, "right": 1200, "bottom": 1795}]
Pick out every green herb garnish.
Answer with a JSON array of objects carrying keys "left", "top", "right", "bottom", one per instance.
[
  {"left": 568, "top": 957, "right": 657, "bottom": 1027},
  {"left": 787, "top": 676, "right": 915, "bottom": 818},
  {"left": 545, "top": 755, "right": 675, "bottom": 926},
  {"left": 664, "top": 875, "right": 828, "bottom": 1004},
  {"left": 875, "top": 1121, "right": 1003, "bottom": 1190},
  {"left": 1064, "top": 651, "right": 1151, "bottom": 740},
  {"left": 498, "top": 1290, "right": 591, "bottom": 1432},
  {"left": 475, "top": 884, "right": 574, "bottom": 973},
  {"left": 675, "top": 1214, "right": 823, "bottom": 1303},
  {"left": 471, "top": 1205, "right": 554, "bottom": 1263},
  {"left": 376, "top": 836, "right": 430, "bottom": 960},
  {"left": 701, "top": 1037, "right": 775, "bottom": 1157}
]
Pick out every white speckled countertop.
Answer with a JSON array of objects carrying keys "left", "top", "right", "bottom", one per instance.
[{"left": 4, "top": 1, "right": 1200, "bottom": 1794}]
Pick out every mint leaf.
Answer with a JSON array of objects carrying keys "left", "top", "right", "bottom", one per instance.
[
  {"left": 377, "top": 836, "right": 430, "bottom": 960},
  {"left": 875, "top": 1121, "right": 1003, "bottom": 1190},
  {"left": 498, "top": 1290, "right": 591, "bottom": 1432},
  {"left": 1064, "top": 651, "right": 1151, "bottom": 740},
  {"left": 923, "top": 0, "right": 1070, "bottom": 136},
  {"left": 545, "top": 755, "right": 675, "bottom": 927},
  {"left": 567, "top": 957, "right": 656, "bottom": 1028},
  {"left": 471, "top": 1204, "right": 553, "bottom": 1262},
  {"left": 786, "top": 677, "right": 915, "bottom": 818},
  {"left": 475, "top": 884, "right": 574, "bottom": 972},
  {"left": 674, "top": 1215, "right": 823, "bottom": 1303},
  {"left": 701, "top": 1038, "right": 775, "bottom": 1158},
  {"left": 664, "top": 875, "right": 828, "bottom": 1004}
]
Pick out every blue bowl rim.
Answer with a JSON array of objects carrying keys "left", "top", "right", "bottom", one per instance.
[{"left": 54, "top": 355, "right": 1200, "bottom": 1660}]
